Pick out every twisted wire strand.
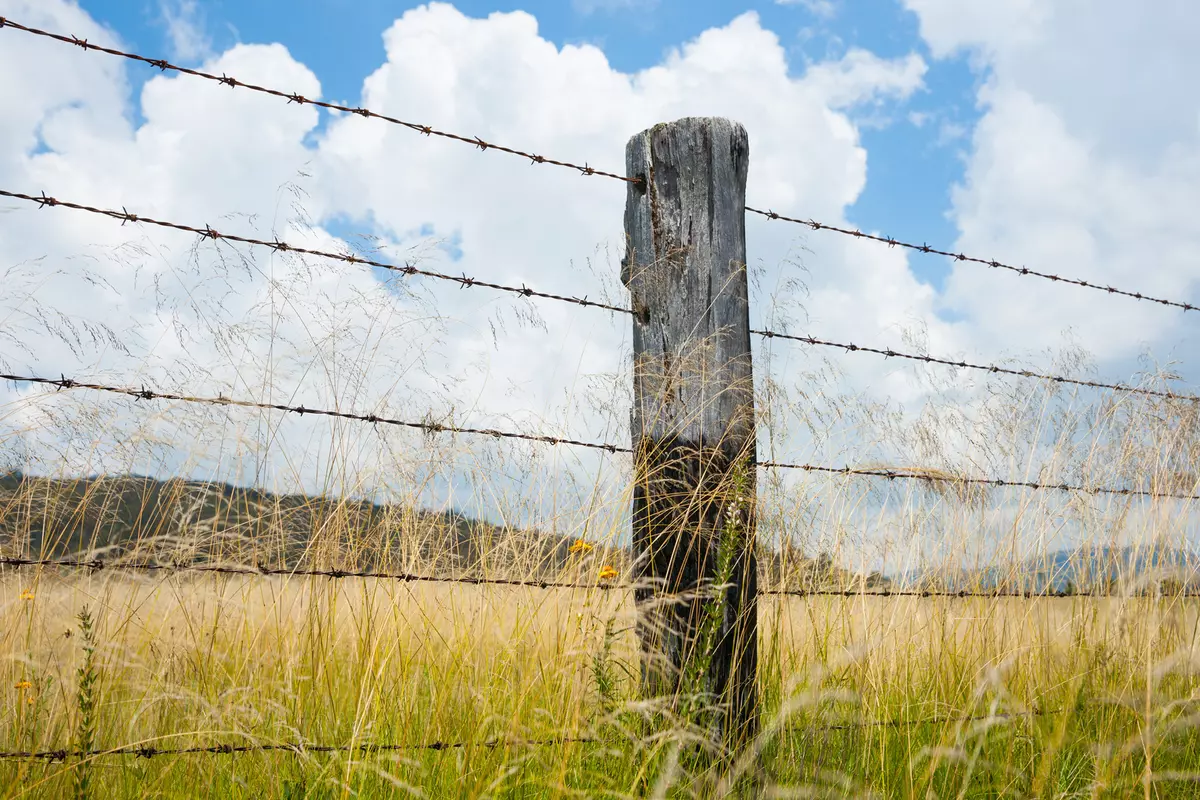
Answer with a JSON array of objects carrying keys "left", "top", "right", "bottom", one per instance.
[
  {"left": 747, "top": 206, "right": 1198, "bottom": 313},
  {"left": 3, "top": 557, "right": 1192, "bottom": 598},
  {"left": 0, "top": 17, "right": 634, "bottom": 184},
  {"left": 0, "top": 710, "right": 1061, "bottom": 761},
  {"left": 0, "top": 189, "right": 628, "bottom": 315},
  {"left": 0, "top": 735, "right": 594, "bottom": 762}
]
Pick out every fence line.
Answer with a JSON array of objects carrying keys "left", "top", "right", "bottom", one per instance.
[
  {"left": 4, "top": 557, "right": 1197, "bottom": 599},
  {"left": 758, "top": 458, "right": 1200, "bottom": 502},
  {"left": 5, "top": 15, "right": 1196, "bottom": 319},
  {"left": 0, "top": 17, "right": 633, "bottom": 184},
  {"left": 6, "top": 186, "right": 1196, "bottom": 409},
  {"left": 752, "top": 328, "right": 1199, "bottom": 403},
  {"left": 0, "top": 556, "right": 620, "bottom": 591},
  {"left": 6, "top": 371, "right": 1200, "bottom": 501},
  {"left": 0, "top": 372, "right": 628, "bottom": 453},
  {"left": 0, "top": 709, "right": 1062, "bottom": 762},
  {"left": 0, "top": 735, "right": 594, "bottom": 762},
  {"left": 746, "top": 206, "right": 1198, "bottom": 313},
  {"left": 815, "top": 707, "right": 1057, "bottom": 732},
  {"left": 0, "top": 189, "right": 627, "bottom": 315}
]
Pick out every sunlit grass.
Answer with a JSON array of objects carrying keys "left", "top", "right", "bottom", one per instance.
[{"left": 3, "top": 561, "right": 1200, "bottom": 797}]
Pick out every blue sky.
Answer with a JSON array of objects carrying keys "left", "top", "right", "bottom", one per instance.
[{"left": 78, "top": 0, "right": 980, "bottom": 291}]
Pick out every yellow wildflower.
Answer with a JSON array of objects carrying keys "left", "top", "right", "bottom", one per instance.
[
  {"left": 19, "top": 589, "right": 34, "bottom": 601},
  {"left": 598, "top": 565, "right": 618, "bottom": 581},
  {"left": 569, "top": 539, "right": 594, "bottom": 554},
  {"left": 13, "top": 680, "right": 31, "bottom": 690}
]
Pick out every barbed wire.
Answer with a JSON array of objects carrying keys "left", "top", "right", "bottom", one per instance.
[
  {"left": 4, "top": 557, "right": 1193, "bottom": 600},
  {"left": 0, "top": 555, "right": 619, "bottom": 591},
  {"left": 758, "top": 458, "right": 1200, "bottom": 502},
  {"left": 0, "top": 709, "right": 1065, "bottom": 761},
  {"left": 814, "top": 707, "right": 1056, "bottom": 732},
  {"left": 762, "top": 585, "right": 1200, "bottom": 599},
  {"left": 747, "top": 206, "right": 1199, "bottom": 313},
  {"left": 0, "top": 17, "right": 634, "bottom": 185},
  {"left": 0, "top": 372, "right": 630, "bottom": 455},
  {"left": 751, "top": 328, "right": 1200, "bottom": 404},
  {"left": 8, "top": 185, "right": 1195, "bottom": 411},
  {"left": 0, "top": 735, "right": 594, "bottom": 762},
  {"left": 0, "top": 188, "right": 628, "bottom": 315},
  {"left": 6, "top": 371, "right": 1199, "bottom": 501}
]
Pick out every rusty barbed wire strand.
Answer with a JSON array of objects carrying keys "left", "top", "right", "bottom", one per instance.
[
  {"left": 750, "top": 328, "right": 1200, "bottom": 403},
  {"left": 813, "top": 707, "right": 1058, "bottom": 732},
  {"left": 0, "top": 17, "right": 635, "bottom": 185},
  {"left": 0, "top": 189, "right": 628, "bottom": 315},
  {"left": 2, "top": 557, "right": 1192, "bottom": 599},
  {"left": 0, "top": 709, "right": 1064, "bottom": 762},
  {"left": 746, "top": 206, "right": 1199, "bottom": 313},
  {"left": 5, "top": 371, "right": 1196, "bottom": 501},
  {"left": 0, "top": 735, "right": 596, "bottom": 762},
  {"left": 0, "top": 555, "right": 619, "bottom": 591},
  {"left": 758, "top": 458, "right": 1200, "bottom": 502},
  {"left": 0, "top": 372, "right": 631, "bottom": 454},
  {"left": 7, "top": 184, "right": 1193, "bottom": 409},
  {"left": 761, "top": 585, "right": 1200, "bottom": 598}
]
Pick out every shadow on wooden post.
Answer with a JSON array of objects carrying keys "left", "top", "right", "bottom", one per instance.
[{"left": 621, "top": 117, "right": 758, "bottom": 757}]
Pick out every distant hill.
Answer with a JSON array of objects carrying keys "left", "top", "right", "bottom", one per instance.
[
  {"left": 0, "top": 471, "right": 592, "bottom": 580},
  {"left": 0, "top": 472, "right": 884, "bottom": 591},
  {"left": 907, "top": 545, "right": 1200, "bottom": 594}
]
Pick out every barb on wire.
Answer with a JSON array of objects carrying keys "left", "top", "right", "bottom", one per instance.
[
  {"left": 0, "top": 555, "right": 618, "bottom": 591},
  {"left": 4, "top": 557, "right": 1193, "bottom": 599},
  {"left": 747, "top": 206, "right": 1199, "bottom": 313},
  {"left": 0, "top": 188, "right": 629, "bottom": 315},
  {"left": 0, "top": 17, "right": 635, "bottom": 185},
  {"left": 0, "top": 735, "right": 594, "bottom": 762},
  {"left": 751, "top": 328, "right": 1200, "bottom": 404},
  {"left": 758, "top": 459, "right": 1200, "bottom": 502}
]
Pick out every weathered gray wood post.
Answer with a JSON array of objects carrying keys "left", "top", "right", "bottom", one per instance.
[{"left": 621, "top": 117, "right": 758, "bottom": 750}]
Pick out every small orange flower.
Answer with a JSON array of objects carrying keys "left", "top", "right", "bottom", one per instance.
[
  {"left": 598, "top": 565, "right": 618, "bottom": 581},
  {"left": 13, "top": 680, "right": 32, "bottom": 691},
  {"left": 18, "top": 589, "right": 34, "bottom": 601},
  {"left": 569, "top": 539, "right": 594, "bottom": 554}
]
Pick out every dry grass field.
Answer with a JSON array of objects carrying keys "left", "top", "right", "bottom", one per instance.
[{"left": 4, "top": 559, "right": 1200, "bottom": 797}]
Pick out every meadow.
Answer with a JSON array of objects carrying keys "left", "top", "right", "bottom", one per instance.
[{"left": 4, "top": 535, "right": 1200, "bottom": 797}]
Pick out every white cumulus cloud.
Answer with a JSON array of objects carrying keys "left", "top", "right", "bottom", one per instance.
[{"left": 903, "top": 0, "right": 1200, "bottom": 367}]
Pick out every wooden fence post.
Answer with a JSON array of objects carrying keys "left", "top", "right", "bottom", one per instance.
[{"left": 621, "top": 117, "right": 758, "bottom": 750}]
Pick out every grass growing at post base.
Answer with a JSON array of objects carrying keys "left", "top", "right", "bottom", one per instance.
[{"left": 4, "top": 573, "right": 1200, "bottom": 798}]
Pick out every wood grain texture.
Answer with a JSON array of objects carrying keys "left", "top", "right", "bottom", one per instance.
[{"left": 622, "top": 117, "right": 758, "bottom": 748}]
